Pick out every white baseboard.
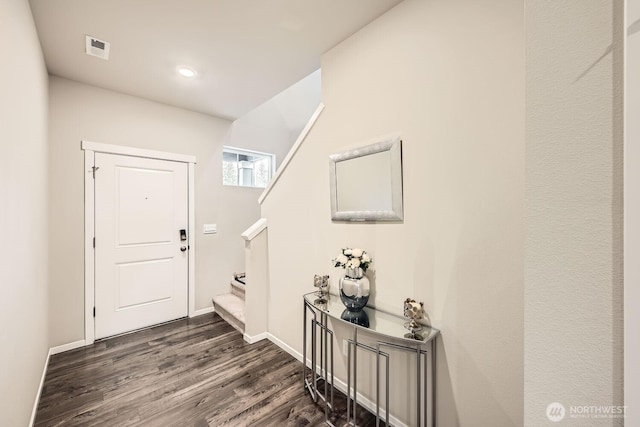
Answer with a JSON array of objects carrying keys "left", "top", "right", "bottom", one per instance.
[
  {"left": 267, "top": 333, "right": 303, "bottom": 362},
  {"left": 243, "top": 332, "right": 267, "bottom": 344},
  {"left": 32, "top": 339, "right": 87, "bottom": 425},
  {"left": 51, "top": 339, "right": 86, "bottom": 355},
  {"left": 30, "top": 348, "right": 52, "bottom": 426},
  {"left": 266, "top": 333, "right": 407, "bottom": 427},
  {"left": 190, "top": 306, "right": 215, "bottom": 318}
]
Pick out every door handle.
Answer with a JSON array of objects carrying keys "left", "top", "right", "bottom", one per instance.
[{"left": 180, "top": 245, "right": 187, "bottom": 252}]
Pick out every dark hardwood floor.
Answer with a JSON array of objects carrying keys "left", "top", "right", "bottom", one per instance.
[{"left": 35, "top": 313, "right": 378, "bottom": 426}]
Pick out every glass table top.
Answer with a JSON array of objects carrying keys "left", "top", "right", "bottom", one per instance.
[{"left": 304, "top": 292, "right": 440, "bottom": 344}]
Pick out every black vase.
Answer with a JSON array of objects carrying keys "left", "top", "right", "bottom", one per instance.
[{"left": 341, "top": 309, "right": 370, "bottom": 328}]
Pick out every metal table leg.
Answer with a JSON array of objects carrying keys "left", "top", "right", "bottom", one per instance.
[
  {"left": 353, "top": 328, "right": 358, "bottom": 424},
  {"left": 424, "top": 344, "right": 428, "bottom": 427},
  {"left": 347, "top": 337, "right": 351, "bottom": 424},
  {"left": 375, "top": 343, "right": 390, "bottom": 427},
  {"left": 432, "top": 339, "right": 437, "bottom": 427},
  {"left": 303, "top": 301, "right": 318, "bottom": 402},
  {"left": 376, "top": 343, "right": 380, "bottom": 425},
  {"left": 416, "top": 345, "right": 421, "bottom": 426},
  {"left": 303, "top": 301, "right": 307, "bottom": 392},
  {"left": 304, "top": 311, "right": 335, "bottom": 426}
]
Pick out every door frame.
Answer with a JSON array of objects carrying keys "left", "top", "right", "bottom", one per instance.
[{"left": 82, "top": 140, "right": 197, "bottom": 345}]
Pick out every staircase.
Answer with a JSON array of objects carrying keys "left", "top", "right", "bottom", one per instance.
[
  {"left": 215, "top": 217, "right": 268, "bottom": 342},
  {"left": 212, "top": 275, "right": 246, "bottom": 334}
]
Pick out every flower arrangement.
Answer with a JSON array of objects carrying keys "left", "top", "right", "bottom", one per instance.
[{"left": 332, "top": 247, "right": 372, "bottom": 272}]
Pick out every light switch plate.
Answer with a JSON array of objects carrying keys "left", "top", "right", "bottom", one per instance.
[{"left": 203, "top": 224, "right": 217, "bottom": 234}]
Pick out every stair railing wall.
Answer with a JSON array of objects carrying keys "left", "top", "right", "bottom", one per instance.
[{"left": 241, "top": 218, "right": 269, "bottom": 343}]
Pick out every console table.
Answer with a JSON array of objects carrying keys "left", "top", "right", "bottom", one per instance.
[{"left": 303, "top": 292, "right": 440, "bottom": 427}]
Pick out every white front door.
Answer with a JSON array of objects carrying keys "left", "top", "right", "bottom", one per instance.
[{"left": 94, "top": 153, "right": 189, "bottom": 339}]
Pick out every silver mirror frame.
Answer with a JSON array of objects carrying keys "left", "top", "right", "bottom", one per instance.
[{"left": 329, "top": 137, "right": 403, "bottom": 222}]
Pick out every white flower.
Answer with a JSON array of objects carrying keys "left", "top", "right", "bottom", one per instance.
[{"left": 334, "top": 247, "right": 372, "bottom": 272}]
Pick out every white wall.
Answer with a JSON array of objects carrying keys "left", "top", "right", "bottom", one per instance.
[
  {"left": 0, "top": 0, "right": 50, "bottom": 425},
  {"left": 525, "top": 1, "right": 624, "bottom": 426},
  {"left": 48, "top": 77, "right": 263, "bottom": 346},
  {"left": 626, "top": 0, "right": 639, "bottom": 424},
  {"left": 261, "top": 0, "right": 524, "bottom": 425},
  {"left": 228, "top": 70, "right": 321, "bottom": 168}
]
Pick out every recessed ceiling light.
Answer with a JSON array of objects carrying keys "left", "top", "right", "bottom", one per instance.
[{"left": 178, "top": 67, "right": 197, "bottom": 78}]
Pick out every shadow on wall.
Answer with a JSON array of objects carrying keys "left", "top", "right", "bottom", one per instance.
[
  {"left": 226, "top": 69, "right": 322, "bottom": 171},
  {"left": 435, "top": 218, "right": 523, "bottom": 427},
  {"left": 436, "top": 337, "right": 516, "bottom": 426},
  {"left": 436, "top": 339, "right": 459, "bottom": 426}
]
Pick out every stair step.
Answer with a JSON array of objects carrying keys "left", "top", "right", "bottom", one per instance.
[
  {"left": 231, "top": 280, "right": 245, "bottom": 300},
  {"left": 212, "top": 293, "right": 245, "bottom": 334}
]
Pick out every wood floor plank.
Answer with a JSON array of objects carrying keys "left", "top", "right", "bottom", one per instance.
[{"left": 35, "top": 314, "right": 379, "bottom": 427}]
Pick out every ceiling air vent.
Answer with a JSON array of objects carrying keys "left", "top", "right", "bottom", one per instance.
[{"left": 85, "top": 35, "right": 110, "bottom": 60}]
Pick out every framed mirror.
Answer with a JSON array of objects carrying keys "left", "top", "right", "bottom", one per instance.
[{"left": 329, "top": 137, "right": 403, "bottom": 221}]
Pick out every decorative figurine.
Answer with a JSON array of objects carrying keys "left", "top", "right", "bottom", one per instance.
[
  {"left": 313, "top": 274, "right": 330, "bottom": 303},
  {"left": 403, "top": 298, "right": 426, "bottom": 340}
]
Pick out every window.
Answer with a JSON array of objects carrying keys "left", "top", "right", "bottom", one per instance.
[{"left": 222, "top": 146, "right": 275, "bottom": 188}]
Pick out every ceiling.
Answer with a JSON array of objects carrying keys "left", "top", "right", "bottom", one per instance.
[{"left": 29, "top": 0, "right": 403, "bottom": 120}]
